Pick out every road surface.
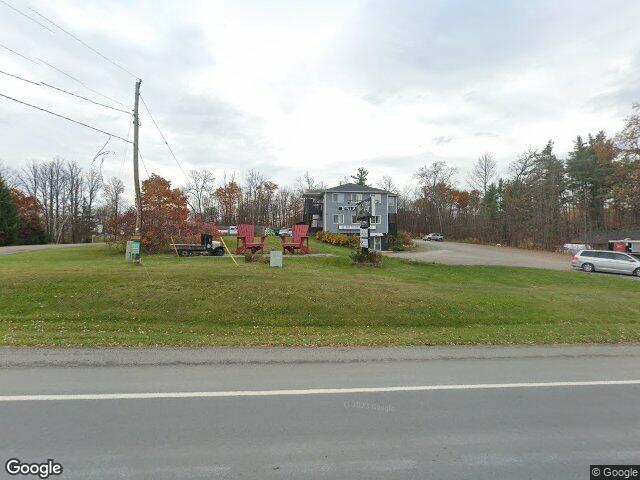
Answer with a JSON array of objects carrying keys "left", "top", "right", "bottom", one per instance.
[
  {"left": 1, "top": 345, "right": 639, "bottom": 479},
  {"left": 0, "top": 243, "right": 96, "bottom": 255},
  {"left": 386, "top": 240, "right": 572, "bottom": 270}
]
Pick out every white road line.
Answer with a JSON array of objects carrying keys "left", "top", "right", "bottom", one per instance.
[{"left": 1, "top": 379, "right": 639, "bottom": 402}]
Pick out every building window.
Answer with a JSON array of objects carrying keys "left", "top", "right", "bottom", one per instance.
[
  {"left": 331, "top": 193, "right": 343, "bottom": 202},
  {"left": 371, "top": 215, "right": 381, "bottom": 224},
  {"left": 351, "top": 214, "right": 358, "bottom": 224},
  {"left": 333, "top": 214, "right": 344, "bottom": 224},
  {"left": 388, "top": 196, "right": 396, "bottom": 207},
  {"left": 344, "top": 193, "right": 363, "bottom": 202}
]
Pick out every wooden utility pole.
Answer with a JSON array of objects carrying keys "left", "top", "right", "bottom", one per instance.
[{"left": 131, "top": 79, "right": 142, "bottom": 264}]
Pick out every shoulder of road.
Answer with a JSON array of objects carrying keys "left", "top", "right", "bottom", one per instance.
[{"left": 2, "top": 344, "right": 640, "bottom": 368}]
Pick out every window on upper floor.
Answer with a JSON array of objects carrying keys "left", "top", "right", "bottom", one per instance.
[
  {"left": 371, "top": 215, "right": 381, "bottom": 224},
  {"left": 388, "top": 196, "right": 396, "bottom": 207},
  {"left": 333, "top": 214, "right": 344, "bottom": 224}
]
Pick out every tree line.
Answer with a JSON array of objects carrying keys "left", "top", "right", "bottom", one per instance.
[
  {"left": 1, "top": 104, "right": 638, "bottom": 250},
  {"left": 400, "top": 104, "right": 639, "bottom": 249}
]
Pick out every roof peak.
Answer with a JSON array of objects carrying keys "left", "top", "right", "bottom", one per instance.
[{"left": 324, "top": 182, "right": 393, "bottom": 193}]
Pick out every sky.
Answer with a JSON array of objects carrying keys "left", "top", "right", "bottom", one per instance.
[{"left": 1, "top": 0, "right": 639, "bottom": 193}]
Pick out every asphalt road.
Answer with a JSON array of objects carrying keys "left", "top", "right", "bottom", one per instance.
[
  {"left": 386, "top": 240, "right": 573, "bottom": 270},
  {"left": 1, "top": 345, "right": 639, "bottom": 479},
  {"left": 0, "top": 243, "right": 96, "bottom": 255}
]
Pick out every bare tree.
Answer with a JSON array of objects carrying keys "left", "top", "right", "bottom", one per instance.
[
  {"left": 103, "top": 177, "right": 126, "bottom": 217},
  {"left": 0, "top": 160, "right": 15, "bottom": 186},
  {"left": 378, "top": 175, "right": 397, "bottom": 193},
  {"left": 17, "top": 160, "right": 40, "bottom": 197},
  {"left": 66, "top": 161, "right": 84, "bottom": 242},
  {"left": 469, "top": 153, "right": 497, "bottom": 195},
  {"left": 415, "top": 161, "right": 457, "bottom": 233},
  {"left": 185, "top": 169, "right": 215, "bottom": 219}
]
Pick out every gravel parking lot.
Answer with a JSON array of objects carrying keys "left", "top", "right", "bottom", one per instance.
[{"left": 385, "top": 240, "right": 572, "bottom": 270}]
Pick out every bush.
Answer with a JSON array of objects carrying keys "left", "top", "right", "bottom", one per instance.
[
  {"left": 106, "top": 238, "right": 127, "bottom": 253},
  {"left": 388, "top": 231, "right": 414, "bottom": 251},
  {"left": 244, "top": 251, "right": 269, "bottom": 263},
  {"left": 315, "top": 231, "right": 360, "bottom": 249},
  {"left": 349, "top": 249, "right": 382, "bottom": 266}
]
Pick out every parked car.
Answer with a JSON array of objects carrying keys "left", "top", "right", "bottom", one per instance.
[
  {"left": 571, "top": 250, "right": 640, "bottom": 276},
  {"left": 228, "top": 225, "right": 238, "bottom": 236},
  {"left": 423, "top": 233, "right": 444, "bottom": 241},
  {"left": 278, "top": 227, "right": 292, "bottom": 237}
]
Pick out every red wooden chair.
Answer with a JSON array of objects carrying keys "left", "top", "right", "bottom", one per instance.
[
  {"left": 281, "top": 224, "right": 310, "bottom": 254},
  {"left": 235, "top": 224, "right": 266, "bottom": 254}
]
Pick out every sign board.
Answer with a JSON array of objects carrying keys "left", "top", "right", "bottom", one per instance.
[
  {"left": 270, "top": 250, "right": 283, "bottom": 268},
  {"left": 338, "top": 225, "right": 360, "bottom": 230},
  {"left": 130, "top": 241, "right": 141, "bottom": 255},
  {"left": 360, "top": 228, "right": 368, "bottom": 238},
  {"left": 360, "top": 238, "right": 369, "bottom": 248}
]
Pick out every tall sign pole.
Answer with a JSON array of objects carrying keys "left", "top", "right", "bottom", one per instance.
[
  {"left": 357, "top": 197, "right": 372, "bottom": 254},
  {"left": 131, "top": 79, "right": 142, "bottom": 265}
]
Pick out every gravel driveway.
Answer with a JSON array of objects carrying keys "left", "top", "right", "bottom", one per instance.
[{"left": 384, "top": 240, "right": 571, "bottom": 270}]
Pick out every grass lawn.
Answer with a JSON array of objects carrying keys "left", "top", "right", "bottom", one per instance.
[{"left": 1, "top": 236, "right": 639, "bottom": 347}]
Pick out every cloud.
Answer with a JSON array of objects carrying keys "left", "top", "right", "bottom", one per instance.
[{"left": 1, "top": 0, "right": 639, "bottom": 192}]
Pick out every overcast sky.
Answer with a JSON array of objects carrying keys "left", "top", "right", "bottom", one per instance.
[{"left": 1, "top": 0, "right": 639, "bottom": 192}]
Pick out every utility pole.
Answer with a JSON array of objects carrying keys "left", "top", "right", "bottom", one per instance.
[{"left": 130, "top": 79, "right": 142, "bottom": 265}]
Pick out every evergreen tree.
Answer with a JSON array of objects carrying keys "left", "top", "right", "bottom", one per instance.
[
  {"left": 350, "top": 167, "right": 369, "bottom": 186},
  {"left": 0, "top": 175, "right": 19, "bottom": 246}
]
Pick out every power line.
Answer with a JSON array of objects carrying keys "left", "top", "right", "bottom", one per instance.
[
  {"left": 0, "top": 42, "right": 39, "bottom": 64},
  {"left": 3, "top": 40, "right": 129, "bottom": 108},
  {"left": 41, "top": 82, "right": 132, "bottom": 114},
  {"left": 118, "top": 120, "right": 133, "bottom": 180},
  {"left": 0, "top": 0, "right": 54, "bottom": 33},
  {"left": 36, "top": 57, "right": 129, "bottom": 108},
  {"left": 0, "top": 68, "right": 132, "bottom": 114},
  {"left": 0, "top": 69, "right": 39, "bottom": 85},
  {"left": 27, "top": 5, "right": 139, "bottom": 80},
  {"left": 140, "top": 95, "right": 189, "bottom": 180},
  {"left": 138, "top": 149, "right": 150, "bottom": 177},
  {"left": 0, "top": 92, "right": 132, "bottom": 143}
]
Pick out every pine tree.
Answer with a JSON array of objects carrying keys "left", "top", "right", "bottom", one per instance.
[
  {"left": 350, "top": 167, "right": 369, "bottom": 186},
  {"left": 0, "top": 175, "right": 19, "bottom": 246}
]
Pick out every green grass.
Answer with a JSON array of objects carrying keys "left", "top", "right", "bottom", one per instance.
[{"left": 1, "top": 236, "right": 639, "bottom": 347}]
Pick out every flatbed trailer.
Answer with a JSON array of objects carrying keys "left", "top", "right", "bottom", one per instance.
[{"left": 171, "top": 234, "right": 225, "bottom": 257}]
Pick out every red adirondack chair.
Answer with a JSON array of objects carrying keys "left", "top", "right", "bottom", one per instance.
[
  {"left": 235, "top": 224, "right": 266, "bottom": 254},
  {"left": 281, "top": 224, "right": 310, "bottom": 254}
]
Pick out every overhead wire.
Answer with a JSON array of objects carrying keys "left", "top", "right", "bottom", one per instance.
[
  {"left": 0, "top": 92, "right": 132, "bottom": 143},
  {"left": 0, "top": 68, "right": 132, "bottom": 114},
  {"left": 1, "top": 40, "right": 130, "bottom": 108},
  {"left": 36, "top": 57, "right": 129, "bottom": 108},
  {"left": 140, "top": 95, "right": 189, "bottom": 181},
  {"left": 0, "top": 0, "right": 54, "bottom": 33},
  {"left": 27, "top": 5, "right": 139, "bottom": 80},
  {"left": 0, "top": 42, "right": 39, "bottom": 64}
]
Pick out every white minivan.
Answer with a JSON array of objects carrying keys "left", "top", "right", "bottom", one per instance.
[{"left": 571, "top": 250, "right": 640, "bottom": 277}]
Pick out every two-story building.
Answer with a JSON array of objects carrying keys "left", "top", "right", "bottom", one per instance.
[{"left": 302, "top": 183, "right": 398, "bottom": 251}]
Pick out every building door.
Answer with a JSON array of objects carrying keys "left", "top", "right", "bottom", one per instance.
[{"left": 373, "top": 237, "right": 382, "bottom": 251}]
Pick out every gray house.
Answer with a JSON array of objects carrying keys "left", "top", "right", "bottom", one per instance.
[{"left": 302, "top": 183, "right": 398, "bottom": 250}]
